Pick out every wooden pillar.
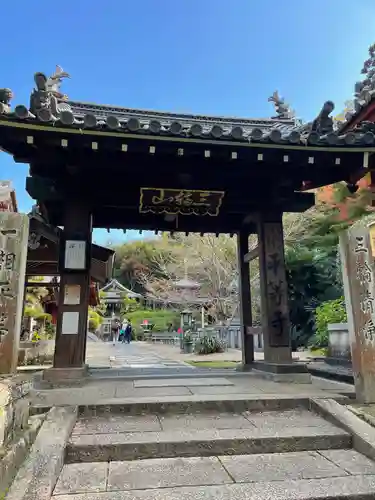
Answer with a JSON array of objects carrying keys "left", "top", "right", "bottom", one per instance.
[
  {"left": 258, "top": 213, "right": 292, "bottom": 364},
  {"left": 52, "top": 202, "right": 92, "bottom": 372},
  {"left": 237, "top": 230, "right": 254, "bottom": 365}
]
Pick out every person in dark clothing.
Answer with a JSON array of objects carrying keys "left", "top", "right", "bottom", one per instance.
[
  {"left": 125, "top": 321, "right": 132, "bottom": 344},
  {"left": 111, "top": 317, "right": 120, "bottom": 346}
]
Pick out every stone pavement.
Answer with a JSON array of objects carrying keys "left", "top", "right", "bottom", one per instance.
[
  {"left": 12, "top": 338, "right": 375, "bottom": 499},
  {"left": 12, "top": 359, "right": 375, "bottom": 499},
  {"left": 137, "top": 340, "right": 311, "bottom": 363},
  {"left": 28, "top": 339, "right": 356, "bottom": 408},
  {"left": 308, "top": 360, "right": 353, "bottom": 384},
  {"left": 29, "top": 371, "right": 355, "bottom": 408},
  {"left": 40, "top": 400, "right": 375, "bottom": 499},
  {"left": 86, "top": 341, "right": 192, "bottom": 369},
  {"left": 12, "top": 398, "right": 375, "bottom": 500}
]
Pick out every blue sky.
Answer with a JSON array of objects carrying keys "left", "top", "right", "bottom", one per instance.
[{"left": 1, "top": 0, "right": 374, "bottom": 245}]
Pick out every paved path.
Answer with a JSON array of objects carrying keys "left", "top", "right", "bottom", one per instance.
[
  {"left": 86, "top": 341, "right": 195, "bottom": 378},
  {"left": 55, "top": 409, "right": 366, "bottom": 499},
  {"left": 30, "top": 371, "right": 355, "bottom": 408},
  {"left": 139, "top": 341, "right": 311, "bottom": 363},
  {"left": 86, "top": 340, "right": 311, "bottom": 366}
]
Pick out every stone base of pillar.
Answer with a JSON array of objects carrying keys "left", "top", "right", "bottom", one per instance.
[
  {"left": 42, "top": 366, "right": 88, "bottom": 388},
  {"left": 240, "top": 361, "right": 312, "bottom": 384}
]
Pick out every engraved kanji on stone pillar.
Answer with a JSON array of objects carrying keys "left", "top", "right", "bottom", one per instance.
[
  {"left": 258, "top": 214, "right": 291, "bottom": 362},
  {"left": 0, "top": 212, "right": 29, "bottom": 373},
  {"left": 341, "top": 224, "right": 375, "bottom": 402}
]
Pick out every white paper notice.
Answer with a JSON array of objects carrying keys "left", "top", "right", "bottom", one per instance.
[
  {"left": 65, "top": 240, "right": 86, "bottom": 270},
  {"left": 62, "top": 311, "right": 79, "bottom": 335},
  {"left": 64, "top": 284, "right": 81, "bottom": 305}
]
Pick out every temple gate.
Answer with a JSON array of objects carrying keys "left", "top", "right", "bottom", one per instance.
[{"left": 0, "top": 68, "right": 374, "bottom": 383}]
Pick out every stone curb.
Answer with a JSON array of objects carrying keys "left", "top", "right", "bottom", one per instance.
[
  {"left": 347, "top": 404, "right": 375, "bottom": 427},
  {"left": 5, "top": 406, "right": 77, "bottom": 500},
  {"left": 77, "top": 395, "right": 310, "bottom": 417},
  {"left": 310, "top": 398, "right": 375, "bottom": 462},
  {"left": 66, "top": 429, "right": 350, "bottom": 463},
  {"left": 43, "top": 475, "right": 375, "bottom": 500},
  {"left": 0, "top": 415, "right": 44, "bottom": 498},
  {"left": 29, "top": 394, "right": 350, "bottom": 417}
]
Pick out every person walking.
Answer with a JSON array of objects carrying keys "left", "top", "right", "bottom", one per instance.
[
  {"left": 111, "top": 317, "right": 120, "bottom": 346},
  {"left": 121, "top": 318, "right": 128, "bottom": 344},
  {"left": 125, "top": 320, "right": 132, "bottom": 344}
]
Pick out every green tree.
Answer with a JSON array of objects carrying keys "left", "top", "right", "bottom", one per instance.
[
  {"left": 286, "top": 246, "right": 343, "bottom": 348},
  {"left": 127, "top": 309, "right": 180, "bottom": 336},
  {"left": 120, "top": 296, "right": 141, "bottom": 317},
  {"left": 113, "top": 238, "right": 178, "bottom": 293},
  {"left": 23, "top": 277, "right": 53, "bottom": 337},
  {"left": 88, "top": 308, "right": 103, "bottom": 332},
  {"left": 312, "top": 297, "right": 347, "bottom": 349}
]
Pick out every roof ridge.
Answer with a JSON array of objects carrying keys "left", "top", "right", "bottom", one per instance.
[
  {"left": 68, "top": 100, "right": 297, "bottom": 125},
  {"left": 101, "top": 278, "right": 127, "bottom": 291}
]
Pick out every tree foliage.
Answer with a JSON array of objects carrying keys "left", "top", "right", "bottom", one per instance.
[
  {"left": 24, "top": 277, "right": 52, "bottom": 322},
  {"left": 127, "top": 309, "right": 180, "bottom": 336},
  {"left": 113, "top": 238, "right": 178, "bottom": 293},
  {"left": 286, "top": 246, "right": 343, "bottom": 348},
  {"left": 88, "top": 309, "right": 103, "bottom": 332},
  {"left": 312, "top": 297, "right": 347, "bottom": 349}
]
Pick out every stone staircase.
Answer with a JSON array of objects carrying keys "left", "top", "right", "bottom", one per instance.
[{"left": 46, "top": 398, "right": 375, "bottom": 499}]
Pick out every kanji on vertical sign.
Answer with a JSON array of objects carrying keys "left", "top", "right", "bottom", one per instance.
[{"left": 263, "top": 221, "right": 290, "bottom": 348}]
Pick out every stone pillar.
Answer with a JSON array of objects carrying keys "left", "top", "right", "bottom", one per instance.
[
  {"left": 237, "top": 231, "right": 254, "bottom": 365},
  {"left": 46, "top": 202, "right": 92, "bottom": 381},
  {"left": 0, "top": 213, "right": 29, "bottom": 374},
  {"left": 256, "top": 213, "right": 310, "bottom": 382},
  {"left": 340, "top": 225, "right": 375, "bottom": 402}
]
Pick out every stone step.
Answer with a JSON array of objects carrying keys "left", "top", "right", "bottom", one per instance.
[
  {"left": 53, "top": 450, "right": 375, "bottom": 499},
  {"left": 31, "top": 393, "right": 312, "bottom": 416},
  {"left": 66, "top": 408, "right": 351, "bottom": 462}
]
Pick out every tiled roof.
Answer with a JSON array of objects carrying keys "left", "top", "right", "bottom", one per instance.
[
  {"left": 4, "top": 100, "right": 375, "bottom": 148},
  {"left": 1, "top": 68, "right": 375, "bottom": 148},
  {"left": 173, "top": 278, "right": 201, "bottom": 289},
  {"left": 100, "top": 279, "right": 142, "bottom": 298},
  {"left": 65, "top": 100, "right": 313, "bottom": 144}
]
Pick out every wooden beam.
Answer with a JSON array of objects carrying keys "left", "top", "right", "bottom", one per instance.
[
  {"left": 26, "top": 259, "right": 109, "bottom": 284},
  {"left": 25, "top": 281, "right": 60, "bottom": 287},
  {"left": 27, "top": 245, "right": 57, "bottom": 263},
  {"left": 244, "top": 246, "right": 259, "bottom": 263},
  {"left": 237, "top": 230, "right": 254, "bottom": 364}
]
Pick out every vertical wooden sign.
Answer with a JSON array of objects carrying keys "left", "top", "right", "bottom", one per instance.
[
  {"left": 341, "top": 225, "right": 375, "bottom": 402},
  {"left": 261, "top": 222, "right": 290, "bottom": 348},
  {"left": 0, "top": 212, "right": 29, "bottom": 373}
]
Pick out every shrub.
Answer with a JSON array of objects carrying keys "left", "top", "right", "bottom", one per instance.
[
  {"left": 45, "top": 320, "right": 56, "bottom": 340},
  {"left": 195, "top": 335, "right": 225, "bottom": 355},
  {"left": 31, "top": 332, "right": 41, "bottom": 343},
  {"left": 126, "top": 309, "right": 180, "bottom": 336},
  {"left": 88, "top": 310, "right": 103, "bottom": 332},
  {"left": 22, "top": 353, "right": 53, "bottom": 366},
  {"left": 310, "top": 297, "right": 347, "bottom": 349},
  {"left": 136, "top": 330, "right": 145, "bottom": 341}
]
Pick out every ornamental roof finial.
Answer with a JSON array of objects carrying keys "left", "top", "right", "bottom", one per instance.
[
  {"left": 29, "top": 66, "right": 71, "bottom": 121},
  {"left": 268, "top": 90, "right": 295, "bottom": 120},
  {"left": 47, "top": 65, "right": 70, "bottom": 100},
  {"left": 311, "top": 101, "right": 335, "bottom": 135},
  {"left": 0, "top": 88, "right": 13, "bottom": 115}
]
